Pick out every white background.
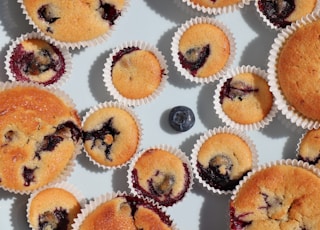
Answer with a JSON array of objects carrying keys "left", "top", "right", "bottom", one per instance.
[{"left": 0, "top": 0, "right": 306, "bottom": 229}]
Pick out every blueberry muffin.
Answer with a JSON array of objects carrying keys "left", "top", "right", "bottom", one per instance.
[
  {"left": 0, "top": 83, "right": 81, "bottom": 193},
  {"left": 82, "top": 102, "right": 141, "bottom": 168},
  {"left": 192, "top": 127, "right": 256, "bottom": 193},
  {"left": 19, "top": 0, "right": 127, "bottom": 47},
  {"left": 104, "top": 42, "right": 167, "bottom": 106},
  {"left": 172, "top": 17, "right": 234, "bottom": 83},
  {"left": 256, "top": 0, "right": 318, "bottom": 29},
  {"left": 187, "top": 0, "right": 244, "bottom": 8},
  {"left": 128, "top": 146, "right": 192, "bottom": 207},
  {"left": 28, "top": 185, "right": 82, "bottom": 230},
  {"left": 230, "top": 162, "right": 320, "bottom": 229},
  {"left": 74, "top": 194, "right": 174, "bottom": 230},
  {"left": 297, "top": 128, "right": 320, "bottom": 168},
  {"left": 6, "top": 33, "right": 70, "bottom": 86},
  {"left": 273, "top": 17, "right": 320, "bottom": 123},
  {"left": 216, "top": 66, "right": 275, "bottom": 129}
]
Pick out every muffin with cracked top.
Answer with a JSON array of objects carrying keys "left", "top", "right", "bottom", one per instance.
[
  {"left": 72, "top": 192, "right": 177, "bottom": 230},
  {"left": 0, "top": 82, "right": 81, "bottom": 194},
  {"left": 230, "top": 160, "right": 320, "bottom": 229}
]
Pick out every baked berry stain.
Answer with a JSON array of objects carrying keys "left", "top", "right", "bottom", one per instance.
[
  {"left": 38, "top": 208, "right": 69, "bottom": 230},
  {"left": 258, "top": 0, "right": 295, "bottom": 28},
  {"left": 131, "top": 161, "right": 191, "bottom": 206},
  {"left": 112, "top": 46, "right": 140, "bottom": 67},
  {"left": 297, "top": 154, "right": 320, "bottom": 166},
  {"left": 83, "top": 117, "right": 120, "bottom": 161},
  {"left": 98, "top": 0, "right": 121, "bottom": 25},
  {"left": 9, "top": 43, "right": 66, "bottom": 86},
  {"left": 178, "top": 44, "right": 210, "bottom": 76},
  {"left": 23, "top": 166, "right": 37, "bottom": 186},
  {"left": 35, "top": 121, "right": 81, "bottom": 160},
  {"left": 197, "top": 154, "right": 247, "bottom": 191},
  {"left": 121, "top": 195, "right": 173, "bottom": 227},
  {"left": 148, "top": 171, "right": 175, "bottom": 196},
  {"left": 220, "top": 78, "right": 259, "bottom": 104},
  {"left": 229, "top": 207, "right": 253, "bottom": 230},
  {"left": 38, "top": 4, "right": 60, "bottom": 33}
]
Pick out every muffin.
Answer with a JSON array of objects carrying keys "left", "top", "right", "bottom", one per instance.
[
  {"left": 72, "top": 192, "right": 176, "bottom": 230},
  {"left": 171, "top": 16, "right": 235, "bottom": 83},
  {"left": 82, "top": 101, "right": 142, "bottom": 168},
  {"left": 180, "top": 0, "right": 250, "bottom": 15},
  {"left": 214, "top": 65, "right": 277, "bottom": 131},
  {"left": 27, "top": 182, "right": 83, "bottom": 230},
  {"left": 5, "top": 32, "right": 71, "bottom": 87},
  {"left": 18, "top": 0, "right": 128, "bottom": 48},
  {"left": 256, "top": 0, "right": 319, "bottom": 29},
  {"left": 230, "top": 160, "right": 320, "bottom": 229},
  {"left": 191, "top": 126, "right": 257, "bottom": 194},
  {"left": 268, "top": 11, "right": 320, "bottom": 129},
  {"left": 127, "top": 145, "right": 193, "bottom": 207},
  {"left": 297, "top": 128, "right": 320, "bottom": 168},
  {"left": 103, "top": 41, "right": 168, "bottom": 106},
  {"left": 0, "top": 82, "right": 81, "bottom": 194}
]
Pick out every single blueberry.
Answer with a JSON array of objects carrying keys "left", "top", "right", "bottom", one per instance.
[{"left": 168, "top": 106, "right": 195, "bottom": 132}]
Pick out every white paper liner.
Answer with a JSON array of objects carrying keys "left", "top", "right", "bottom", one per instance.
[
  {"left": 255, "top": 0, "right": 320, "bottom": 31},
  {"left": 267, "top": 11, "right": 320, "bottom": 130},
  {"left": 180, "top": 0, "right": 250, "bottom": 15},
  {"left": 191, "top": 126, "right": 258, "bottom": 195},
  {"left": 171, "top": 16, "right": 236, "bottom": 84},
  {"left": 213, "top": 65, "right": 278, "bottom": 131},
  {"left": 103, "top": 41, "right": 168, "bottom": 107},
  {"left": 4, "top": 32, "right": 72, "bottom": 88},
  {"left": 81, "top": 101, "right": 143, "bottom": 169},
  {"left": 71, "top": 191, "right": 179, "bottom": 230},
  {"left": 127, "top": 144, "right": 194, "bottom": 208},
  {"left": 17, "top": 0, "right": 130, "bottom": 50},
  {"left": 231, "top": 159, "right": 320, "bottom": 201},
  {"left": 26, "top": 181, "right": 86, "bottom": 230},
  {"left": 0, "top": 82, "right": 82, "bottom": 195}
]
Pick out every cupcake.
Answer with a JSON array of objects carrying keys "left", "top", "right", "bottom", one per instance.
[
  {"left": 27, "top": 182, "right": 84, "bottom": 230},
  {"left": 103, "top": 41, "right": 168, "bottom": 106},
  {"left": 191, "top": 126, "right": 257, "bottom": 194},
  {"left": 268, "top": 11, "right": 320, "bottom": 129},
  {"left": 127, "top": 145, "right": 193, "bottom": 207},
  {"left": 171, "top": 16, "right": 235, "bottom": 84},
  {"left": 5, "top": 32, "right": 71, "bottom": 87},
  {"left": 214, "top": 65, "right": 277, "bottom": 131},
  {"left": 230, "top": 160, "right": 320, "bottom": 229},
  {"left": 180, "top": 0, "right": 250, "bottom": 15},
  {"left": 296, "top": 128, "right": 320, "bottom": 168},
  {"left": 0, "top": 82, "right": 82, "bottom": 194},
  {"left": 82, "top": 101, "right": 142, "bottom": 169},
  {"left": 255, "top": 0, "right": 319, "bottom": 30},
  {"left": 18, "top": 0, "right": 128, "bottom": 49},
  {"left": 72, "top": 192, "right": 177, "bottom": 230}
]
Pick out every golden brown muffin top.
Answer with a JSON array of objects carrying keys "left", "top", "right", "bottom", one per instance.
[
  {"left": 230, "top": 164, "right": 320, "bottom": 229},
  {"left": 277, "top": 19, "right": 320, "bottom": 120}
]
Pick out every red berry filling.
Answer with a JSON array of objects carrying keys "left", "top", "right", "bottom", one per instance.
[
  {"left": 258, "top": 0, "right": 295, "bottom": 28},
  {"left": 38, "top": 207, "right": 69, "bottom": 230},
  {"left": 9, "top": 42, "right": 66, "bottom": 86},
  {"left": 131, "top": 163, "right": 191, "bottom": 206},
  {"left": 178, "top": 44, "right": 210, "bottom": 76},
  {"left": 219, "top": 78, "right": 258, "bottom": 104},
  {"left": 229, "top": 206, "right": 253, "bottom": 230},
  {"left": 82, "top": 117, "right": 120, "bottom": 161}
]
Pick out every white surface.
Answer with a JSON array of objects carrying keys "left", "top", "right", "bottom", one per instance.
[{"left": 0, "top": 0, "right": 306, "bottom": 229}]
